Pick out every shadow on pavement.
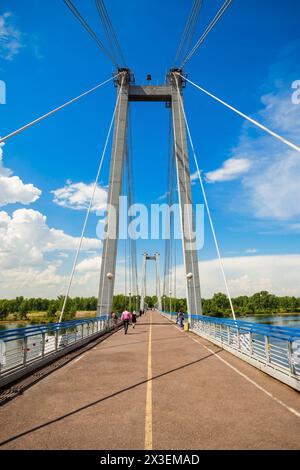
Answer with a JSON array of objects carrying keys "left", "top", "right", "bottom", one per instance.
[
  {"left": 0, "top": 349, "right": 222, "bottom": 448},
  {"left": 99, "top": 335, "right": 187, "bottom": 351}
]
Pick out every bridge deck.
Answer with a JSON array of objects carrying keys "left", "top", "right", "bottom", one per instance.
[{"left": 0, "top": 310, "right": 299, "bottom": 450}]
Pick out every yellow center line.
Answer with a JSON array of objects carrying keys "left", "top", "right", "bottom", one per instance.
[{"left": 144, "top": 311, "right": 153, "bottom": 450}]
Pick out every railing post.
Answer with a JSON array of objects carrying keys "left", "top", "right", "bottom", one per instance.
[
  {"left": 288, "top": 341, "right": 296, "bottom": 375},
  {"left": 82, "top": 323, "right": 84, "bottom": 339},
  {"left": 227, "top": 325, "right": 230, "bottom": 344},
  {"left": 249, "top": 332, "right": 253, "bottom": 355},
  {"left": 265, "top": 336, "right": 271, "bottom": 363},
  {"left": 41, "top": 332, "right": 46, "bottom": 358},
  {"left": 55, "top": 329, "right": 59, "bottom": 351},
  {"left": 23, "top": 337, "right": 28, "bottom": 366},
  {"left": 237, "top": 328, "right": 241, "bottom": 350}
]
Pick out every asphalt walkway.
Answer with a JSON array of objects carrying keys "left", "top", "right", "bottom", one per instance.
[{"left": 0, "top": 310, "right": 299, "bottom": 449}]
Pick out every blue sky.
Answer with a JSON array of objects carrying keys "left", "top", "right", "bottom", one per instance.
[{"left": 1, "top": 0, "right": 300, "bottom": 299}]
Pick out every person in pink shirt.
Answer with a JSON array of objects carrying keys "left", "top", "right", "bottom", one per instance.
[{"left": 121, "top": 310, "right": 132, "bottom": 335}]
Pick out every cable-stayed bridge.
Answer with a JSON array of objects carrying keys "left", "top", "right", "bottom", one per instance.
[{"left": 0, "top": 0, "right": 300, "bottom": 450}]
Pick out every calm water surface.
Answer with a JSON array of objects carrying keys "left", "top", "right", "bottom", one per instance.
[
  {"left": 0, "top": 323, "right": 27, "bottom": 331},
  {"left": 1, "top": 314, "right": 300, "bottom": 331},
  {"left": 239, "top": 314, "right": 300, "bottom": 329}
]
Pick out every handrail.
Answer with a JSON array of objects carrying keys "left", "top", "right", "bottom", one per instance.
[
  {"left": 0, "top": 315, "right": 109, "bottom": 342},
  {"left": 190, "top": 315, "right": 300, "bottom": 340},
  {"left": 161, "top": 311, "right": 300, "bottom": 391},
  {"left": 163, "top": 312, "right": 300, "bottom": 340}
]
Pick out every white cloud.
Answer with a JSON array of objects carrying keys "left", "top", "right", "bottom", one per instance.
[
  {"left": 0, "top": 143, "right": 41, "bottom": 206},
  {"left": 205, "top": 158, "right": 251, "bottom": 183},
  {"left": 0, "top": 208, "right": 100, "bottom": 268},
  {"left": 52, "top": 181, "right": 108, "bottom": 212},
  {"left": 76, "top": 256, "right": 101, "bottom": 273},
  {"left": 0, "top": 174, "right": 41, "bottom": 206},
  {"left": 0, "top": 12, "right": 23, "bottom": 60},
  {"left": 245, "top": 248, "right": 257, "bottom": 254},
  {"left": 0, "top": 208, "right": 103, "bottom": 298},
  {"left": 288, "top": 223, "right": 300, "bottom": 233},
  {"left": 229, "top": 85, "right": 300, "bottom": 221},
  {"left": 164, "top": 254, "right": 300, "bottom": 299}
]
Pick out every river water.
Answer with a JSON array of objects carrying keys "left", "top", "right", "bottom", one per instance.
[
  {"left": 239, "top": 314, "right": 300, "bottom": 329},
  {"left": 0, "top": 323, "right": 28, "bottom": 332},
  {"left": 1, "top": 314, "right": 300, "bottom": 331}
]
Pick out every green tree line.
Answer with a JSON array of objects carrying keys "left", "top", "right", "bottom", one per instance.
[
  {"left": 160, "top": 291, "right": 300, "bottom": 317},
  {"left": 0, "top": 291, "right": 300, "bottom": 322}
]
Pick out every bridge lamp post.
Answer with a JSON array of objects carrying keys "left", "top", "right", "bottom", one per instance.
[
  {"left": 129, "top": 292, "right": 132, "bottom": 312},
  {"left": 169, "top": 290, "right": 172, "bottom": 317},
  {"left": 187, "top": 272, "right": 193, "bottom": 326},
  {"left": 106, "top": 273, "right": 114, "bottom": 322},
  {"left": 135, "top": 295, "right": 139, "bottom": 312}
]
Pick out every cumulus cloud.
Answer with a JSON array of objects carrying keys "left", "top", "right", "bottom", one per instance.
[
  {"left": 202, "top": 45, "right": 300, "bottom": 225},
  {"left": 211, "top": 83, "right": 300, "bottom": 222},
  {"left": 0, "top": 143, "right": 41, "bottom": 206},
  {"left": 0, "top": 12, "right": 23, "bottom": 60},
  {"left": 0, "top": 264, "right": 99, "bottom": 300},
  {"left": 0, "top": 208, "right": 100, "bottom": 268},
  {"left": 76, "top": 256, "right": 101, "bottom": 273},
  {"left": 235, "top": 88, "right": 300, "bottom": 221},
  {"left": 52, "top": 181, "right": 108, "bottom": 212},
  {"left": 0, "top": 208, "right": 103, "bottom": 298},
  {"left": 163, "top": 254, "right": 300, "bottom": 299},
  {"left": 205, "top": 158, "right": 251, "bottom": 183}
]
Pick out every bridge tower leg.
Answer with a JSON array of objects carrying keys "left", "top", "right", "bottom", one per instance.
[
  {"left": 140, "top": 252, "right": 147, "bottom": 312},
  {"left": 97, "top": 71, "right": 130, "bottom": 316},
  {"left": 169, "top": 72, "right": 203, "bottom": 321},
  {"left": 155, "top": 252, "right": 162, "bottom": 311}
]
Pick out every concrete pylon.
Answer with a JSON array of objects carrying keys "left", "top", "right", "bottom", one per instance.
[
  {"left": 97, "top": 71, "right": 130, "bottom": 316},
  {"left": 140, "top": 252, "right": 147, "bottom": 312},
  {"left": 97, "top": 68, "right": 202, "bottom": 320},
  {"left": 168, "top": 71, "right": 203, "bottom": 319},
  {"left": 155, "top": 253, "right": 162, "bottom": 311}
]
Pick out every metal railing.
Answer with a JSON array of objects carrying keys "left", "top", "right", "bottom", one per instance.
[
  {"left": 162, "top": 312, "right": 300, "bottom": 391},
  {"left": 0, "top": 315, "right": 114, "bottom": 387}
]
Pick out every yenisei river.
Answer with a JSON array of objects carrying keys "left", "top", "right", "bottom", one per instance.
[
  {"left": 0, "top": 323, "right": 28, "bottom": 332},
  {"left": 1, "top": 314, "right": 300, "bottom": 331},
  {"left": 240, "top": 314, "right": 300, "bottom": 329}
]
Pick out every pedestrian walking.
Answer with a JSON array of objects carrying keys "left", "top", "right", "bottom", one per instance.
[
  {"left": 132, "top": 311, "right": 137, "bottom": 329},
  {"left": 121, "top": 309, "right": 132, "bottom": 335},
  {"left": 178, "top": 310, "right": 184, "bottom": 329},
  {"left": 111, "top": 311, "right": 118, "bottom": 327}
]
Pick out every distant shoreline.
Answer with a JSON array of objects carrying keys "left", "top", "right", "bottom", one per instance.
[{"left": 1, "top": 311, "right": 300, "bottom": 326}]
